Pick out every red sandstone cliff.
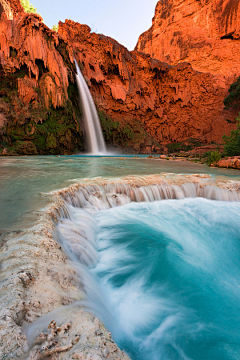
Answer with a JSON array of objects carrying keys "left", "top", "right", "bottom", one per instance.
[
  {"left": 0, "top": 0, "right": 238, "bottom": 155},
  {"left": 0, "top": 0, "right": 83, "bottom": 155},
  {"left": 136, "top": 0, "right": 240, "bottom": 87},
  {"left": 0, "top": 0, "right": 70, "bottom": 108},
  {"left": 59, "top": 19, "right": 237, "bottom": 148},
  {"left": 0, "top": 0, "right": 24, "bottom": 18}
]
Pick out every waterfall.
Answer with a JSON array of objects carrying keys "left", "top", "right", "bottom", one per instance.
[
  {"left": 48, "top": 181, "right": 240, "bottom": 360},
  {"left": 75, "top": 60, "right": 107, "bottom": 154},
  {"left": 59, "top": 182, "right": 240, "bottom": 210}
]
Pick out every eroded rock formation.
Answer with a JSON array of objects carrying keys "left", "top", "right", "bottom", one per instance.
[
  {"left": 0, "top": 0, "right": 83, "bottom": 155},
  {"left": 217, "top": 156, "right": 240, "bottom": 169},
  {"left": 59, "top": 19, "right": 237, "bottom": 151},
  {"left": 136, "top": 0, "right": 240, "bottom": 87},
  {"left": 0, "top": 0, "right": 239, "bottom": 155}
]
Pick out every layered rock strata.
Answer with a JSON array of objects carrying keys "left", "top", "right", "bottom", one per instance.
[{"left": 136, "top": 0, "right": 240, "bottom": 87}]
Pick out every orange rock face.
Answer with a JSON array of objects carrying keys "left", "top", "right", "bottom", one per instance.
[
  {"left": 0, "top": 0, "right": 83, "bottom": 155},
  {"left": 136, "top": 0, "right": 240, "bottom": 87},
  {"left": 0, "top": 0, "right": 239, "bottom": 155},
  {"left": 217, "top": 157, "right": 240, "bottom": 169},
  {"left": 0, "top": 0, "right": 24, "bottom": 19},
  {"left": 59, "top": 20, "right": 237, "bottom": 147},
  {"left": 0, "top": 0, "right": 70, "bottom": 109}
]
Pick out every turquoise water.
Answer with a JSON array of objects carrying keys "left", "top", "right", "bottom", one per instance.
[
  {"left": 2, "top": 155, "right": 240, "bottom": 359},
  {"left": 94, "top": 199, "right": 240, "bottom": 360},
  {"left": 1, "top": 155, "right": 240, "bottom": 231}
]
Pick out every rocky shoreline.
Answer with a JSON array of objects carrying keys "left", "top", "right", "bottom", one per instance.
[
  {"left": 0, "top": 196, "right": 130, "bottom": 360},
  {"left": 217, "top": 157, "right": 240, "bottom": 170}
]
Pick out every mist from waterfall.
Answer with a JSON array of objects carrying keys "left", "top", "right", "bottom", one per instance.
[{"left": 75, "top": 60, "right": 107, "bottom": 154}]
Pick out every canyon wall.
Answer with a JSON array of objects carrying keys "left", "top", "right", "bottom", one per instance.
[
  {"left": 136, "top": 0, "right": 240, "bottom": 87},
  {"left": 0, "top": 0, "right": 238, "bottom": 155},
  {"left": 0, "top": 0, "right": 83, "bottom": 155},
  {"left": 59, "top": 19, "right": 237, "bottom": 151}
]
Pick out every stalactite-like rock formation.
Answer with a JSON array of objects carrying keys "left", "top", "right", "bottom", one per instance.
[
  {"left": 0, "top": 0, "right": 70, "bottom": 108},
  {"left": 0, "top": 0, "right": 83, "bottom": 155},
  {"left": 59, "top": 20, "right": 237, "bottom": 150},
  {"left": 0, "top": 0, "right": 239, "bottom": 155}
]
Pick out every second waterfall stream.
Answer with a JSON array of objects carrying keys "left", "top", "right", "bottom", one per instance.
[{"left": 75, "top": 59, "right": 107, "bottom": 154}]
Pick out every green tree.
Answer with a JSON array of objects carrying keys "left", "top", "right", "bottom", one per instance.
[
  {"left": 223, "top": 113, "right": 240, "bottom": 156},
  {"left": 20, "top": 0, "right": 37, "bottom": 14},
  {"left": 52, "top": 24, "right": 59, "bottom": 32},
  {"left": 224, "top": 76, "right": 240, "bottom": 110},
  {"left": 204, "top": 151, "right": 222, "bottom": 166}
]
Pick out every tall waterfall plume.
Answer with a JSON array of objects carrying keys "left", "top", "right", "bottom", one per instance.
[{"left": 75, "top": 60, "right": 106, "bottom": 154}]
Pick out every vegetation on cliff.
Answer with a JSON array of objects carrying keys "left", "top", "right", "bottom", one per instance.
[
  {"left": 20, "top": 0, "right": 37, "bottom": 13},
  {"left": 223, "top": 113, "right": 240, "bottom": 156},
  {"left": 203, "top": 151, "right": 222, "bottom": 166},
  {"left": 224, "top": 77, "right": 240, "bottom": 110},
  {"left": 52, "top": 24, "right": 59, "bottom": 32},
  {"left": 98, "top": 110, "right": 159, "bottom": 153},
  {"left": 200, "top": 78, "right": 240, "bottom": 164},
  {"left": 222, "top": 79, "right": 240, "bottom": 156},
  {"left": 0, "top": 43, "right": 84, "bottom": 155}
]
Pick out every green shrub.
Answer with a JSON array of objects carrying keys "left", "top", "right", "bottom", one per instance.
[
  {"left": 52, "top": 24, "right": 59, "bottom": 32},
  {"left": 166, "top": 138, "right": 202, "bottom": 153},
  {"left": 20, "top": 0, "right": 37, "bottom": 13},
  {"left": 223, "top": 113, "right": 240, "bottom": 156},
  {"left": 204, "top": 151, "right": 222, "bottom": 166},
  {"left": 224, "top": 77, "right": 240, "bottom": 110},
  {"left": 98, "top": 110, "right": 157, "bottom": 150}
]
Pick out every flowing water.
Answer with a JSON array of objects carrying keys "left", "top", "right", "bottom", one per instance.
[
  {"left": 54, "top": 180, "right": 240, "bottom": 360},
  {"left": 1, "top": 155, "right": 240, "bottom": 231},
  {"left": 93, "top": 199, "right": 240, "bottom": 360},
  {"left": 1, "top": 156, "right": 240, "bottom": 359},
  {"left": 75, "top": 60, "right": 106, "bottom": 154}
]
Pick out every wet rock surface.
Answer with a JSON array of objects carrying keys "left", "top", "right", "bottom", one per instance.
[
  {"left": 28, "top": 316, "right": 129, "bottom": 360},
  {"left": 0, "top": 201, "right": 130, "bottom": 359}
]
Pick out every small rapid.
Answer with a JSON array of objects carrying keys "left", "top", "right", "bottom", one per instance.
[
  {"left": 93, "top": 199, "right": 240, "bottom": 360},
  {"left": 51, "top": 180, "right": 240, "bottom": 360},
  {"left": 60, "top": 181, "right": 240, "bottom": 208},
  {"left": 75, "top": 60, "right": 106, "bottom": 154}
]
